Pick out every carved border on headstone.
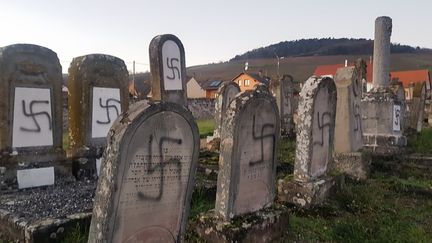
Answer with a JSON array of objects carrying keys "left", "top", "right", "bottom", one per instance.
[{"left": 88, "top": 101, "right": 199, "bottom": 242}]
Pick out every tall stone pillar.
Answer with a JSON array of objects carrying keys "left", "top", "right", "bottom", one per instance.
[
  {"left": 372, "top": 17, "right": 392, "bottom": 90},
  {"left": 361, "top": 16, "right": 406, "bottom": 154}
]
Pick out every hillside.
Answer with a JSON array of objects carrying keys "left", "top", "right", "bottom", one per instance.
[
  {"left": 230, "top": 38, "right": 429, "bottom": 61},
  {"left": 188, "top": 53, "right": 432, "bottom": 85}
]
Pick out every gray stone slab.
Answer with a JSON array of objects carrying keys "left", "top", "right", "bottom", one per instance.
[
  {"left": 215, "top": 85, "right": 280, "bottom": 220},
  {"left": 294, "top": 76, "right": 337, "bottom": 182},
  {"left": 213, "top": 82, "right": 241, "bottom": 139},
  {"left": 67, "top": 54, "right": 129, "bottom": 178},
  {"left": 334, "top": 60, "right": 365, "bottom": 153},
  {"left": 0, "top": 44, "right": 64, "bottom": 188},
  {"left": 409, "top": 82, "right": 426, "bottom": 132},
  {"left": 88, "top": 100, "right": 199, "bottom": 242},
  {"left": 149, "top": 34, "right": 187, "bottom": 106},
  {"left": 271, "top": 75, "right": 295, "bottom": 137}
]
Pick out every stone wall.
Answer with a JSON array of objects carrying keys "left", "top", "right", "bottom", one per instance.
[{"left": 187, "top": 98, "right": 215, "bottom": 120}]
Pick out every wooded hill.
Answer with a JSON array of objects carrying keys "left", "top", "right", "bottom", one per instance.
[{"left": 230, "top": 38, "right": 430, "bottom": 61}]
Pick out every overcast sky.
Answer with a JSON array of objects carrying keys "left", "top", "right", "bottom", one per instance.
[{"left": 1, "top": 0, "right": 431, "bottom": 73}]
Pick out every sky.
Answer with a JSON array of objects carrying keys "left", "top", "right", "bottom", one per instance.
[{"left": 1, "top": 0, "right": 431, "bottom": 73}]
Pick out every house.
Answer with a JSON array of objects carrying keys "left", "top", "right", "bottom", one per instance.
[
  {"left": 231, "top": 72, "right": 270, "bottom": 92},
  {"left": 187, "top": 77, "right": 206, "bottom": 98}
]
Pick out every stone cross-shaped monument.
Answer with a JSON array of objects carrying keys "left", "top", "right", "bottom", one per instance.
[
  {"left": 149, "top": 34, "right": 187, "bottom": 106},
  {"left": 0, "top": 44, "right": 64, "bottom": 189},
  {"left": 361, "top": 16, "right": 407, "bottom": 154},
  {"left": 278, "top": 76, "right": 337, "bottom": 208}
]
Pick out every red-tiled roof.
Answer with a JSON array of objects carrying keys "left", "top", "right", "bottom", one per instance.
[
  {"left": 313, "top": 63, "right": 431, "bottom": 87},
  {"left": 390, "top": 70, "right": 430, "bottom": 87},
  {"left": 314, "top": 63, "right": 373, "bottom": 81},
  {"left": 313, "top": 64, "right": 344, "bottom": 77}
]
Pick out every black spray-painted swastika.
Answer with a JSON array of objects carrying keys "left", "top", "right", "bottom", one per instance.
[
  {"left": 166, "top": 57, "right": 180, "bottom": 80},
  {"left": 249, "top": 115, "right": 275, "bottom": 166},
  {"left": 137, "top": 134, "right": 183, "bottom": 201},
  {"left": 313, "top": 111, "right": 332, "bottom": 147},
  {"left": 20, "top": 100, "right": 52, "bottom": 132},
  {"left": 96, "top": 98, "right": 121, "bottom": 124}
]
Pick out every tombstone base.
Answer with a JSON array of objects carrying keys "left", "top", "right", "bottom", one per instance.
[
  {"left": 363, "top": 134, "right": 407, "bottom": 155},
  {"left": 195, "top": 205, "right": 290, "bottom": 243},
  {"left": 0, "top": 159, "right": 70, "bottom": 191},
  {"left": 0, "top": 175, "right": 95, "bottom": 242},
  {"left": 332, "top": 152, "right": 371, "bottom": 181},
  {"left": 277, "top": 176, "right": 336, "bottom": 208}
]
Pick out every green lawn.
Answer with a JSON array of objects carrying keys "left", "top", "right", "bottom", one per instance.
[{"left": 197, "top": 119, "right": 215, "bottom": 139}]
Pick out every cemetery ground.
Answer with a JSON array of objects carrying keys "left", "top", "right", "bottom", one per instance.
[{"left": 2, "top": 123, "right": 432, "bottom": 242}]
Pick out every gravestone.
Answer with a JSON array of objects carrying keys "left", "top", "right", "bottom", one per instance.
[
  {"left": 68, "top": 54, "right": 129, "bottom": 178},
  {"left": 197, "top": 85, "right": 288, "bottom": 243},
  {"left": 215, "top": 85, "right": 279, "bottom": 219},
  {"left": 212, "top": 81, "right": 241, "bottom": 141},
  {"left": 361, "top": 16, "right": 406, "bottom": 154},
  {"left": 149, "top": 34, "right": 187, "bottom": 106},
  {"left": 409, "top": 82, "right": 426, "bottom": 132},
  {"left": 0, "top": 44, "right": 64, "bottom": 189},
  {"left": 333, "top": 60, "right": 370, "bottom": 180},
  {"left": 271, "top": 75, "right": 295, "bottom": 137},
  {"left": 278, "top": 76, "right": 337, "bottom": 208},
  {"left": 88, "top": 101, "right": 199, "bottom": 242}
]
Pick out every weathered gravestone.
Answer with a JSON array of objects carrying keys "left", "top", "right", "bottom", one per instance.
[
  {"left": 409, "top": 82, "right": 426, "bottom": 132},
  {"left": 210, "top": 81, "right": 241, "bottom": 149},
  {"left": 88, "top": 100, "right": 199, "bottom": 242},
  {"left": 278, "top": 76, "right": 337, "bottom": 208},
  {"left": 390, "top": 81, "right": 408, "bottom": 132},
  {"left": 0, "top": 44, "right": 64, "bottom": 189},
  {"left": 149, "top": 34, "right": 187, "bottom": 106},
  {"left": 271, "top": 75, "right": 295, "bottom": 137},
  {"left": 196, "top": 85, "right": 289, "bottom": 243},
  {"left": 361, "top": 16, "right": 407, "bottom": 154},
  {"left": 68, "top": 54, "right": 129, "bottom": 178},
  {"left": 332, "top": 60, "right": 371, "bottom": 180}
]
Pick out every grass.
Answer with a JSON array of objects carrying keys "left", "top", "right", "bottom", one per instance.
[
  {"left": 285, "top": 170, "right": 432, "bottom": 242},
  {"left": 17, "top": 128, "right": 432, "bottom": 242},
  {"left": 407, "top": 127, "right": 432, "bottom": 154},
  {"left": 197, "top": 119, "right": 215, "bottom": 138},
  {"left": 60, "top": 223, "right": 88, "bottom": 243}
]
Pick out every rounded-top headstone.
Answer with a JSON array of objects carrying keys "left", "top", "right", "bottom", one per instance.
[
  {"left": 215, "top": 84, "right": 280, "bottom": 219},
  {"left": 0, "top": 43, "right": 63, "bottom": 157},
  {"left": 149, "top": 34, "right": 187, "bottom": 106},
  {"left": 294, "top": 76, "right": 337, "bottom": 181},
  {"left": 88, "top": 100, "right": 199, "bottom": 243},
  {"left": 213, "top": 81, "right": 241, "bottom": 139},
  {"left": 68, "top": 54, "right": 129, "bottom": 159}
]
